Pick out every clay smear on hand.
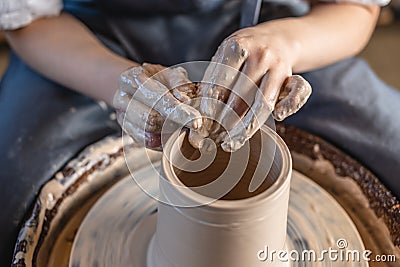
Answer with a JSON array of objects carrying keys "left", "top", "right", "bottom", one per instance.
[
  {"left": 115, "top": 64, "right": 311, "bottom": 152},
  {"left": 188, "top": 75, "right": 311, "bottom": 152},
  {"left": 114, "top": 64, "right": 202, "bottom": 149}
]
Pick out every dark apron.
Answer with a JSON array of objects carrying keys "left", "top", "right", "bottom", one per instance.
[{"left": 1, "top": 1, "right": 399, "bottom": 265}]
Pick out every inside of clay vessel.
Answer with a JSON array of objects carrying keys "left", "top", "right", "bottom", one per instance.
[{"left": 174, "top": 129, "right": 283, "bottom": 200}]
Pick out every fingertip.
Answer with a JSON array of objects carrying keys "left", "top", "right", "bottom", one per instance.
[
  {"left": 113, "top": 89, "right": 131, "bottom": 110},
  {"left": 188, "top": 129, "right": 206, "bottom": 149},
  {"left": 272, "top": 108, "right": 286, "bottom": 121},
  {"left": 165, "top": 100, "right": 200, "bottom": 130},
  {"left": 144, "top": 131, "right": 162, "bottom": 150},
  {"left": 187, "top": 107, "right": 203, "bottom": 130},
  {"left": 190, "top": 116, "right": 203, "bottom": 130},
  {"left": 221, "top": 138, "right": 241, "bottom": 153}
]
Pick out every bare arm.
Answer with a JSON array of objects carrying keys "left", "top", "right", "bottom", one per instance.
[
  {"left": 268, "top": 3, "right": 380, "bottom": 73},
  {"left": 225, "top": 3, "right": 380, "bottom": 78},
  {"left": 3, "top": 12, "right": 202, "bottom": 149},
  {"left": 4, "top": 12, "right": 137, "bottom": 105}
]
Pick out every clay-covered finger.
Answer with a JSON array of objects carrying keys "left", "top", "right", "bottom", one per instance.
[
  {"left": 198, "top": 37, "right": 249, "bottom": 129},
  {"left": 190, "top": 36, "right": 250, "bottom": 149},
  {"left": 113, "top": 88, "right": 132, "bottom": 111},
  {"left": 119, "top": 66, "right": 148, "bottom": 95},
  {"left": 155, "top": 66, "right": 198, "bottom": 103},
  {"left": 124, "top": 98, "right": 165, "bottom": 133},
  {"left": 113, "top": 88, "right": 165, "bottom": 133},
  {"left": 131, "top": 71, "right": 202, "bottom": 130},
  {"left": 221, "top": 69, "right": 288, "bottom": 152},
  {"left": 188, "top": 84, "right": 231, "bottom": 149},
  {"left": 219, "top": 92, "right": 266, "bottom": 152},
  {"left": 142, "top": 63, "right": 166, "bottom": 76},
  {"left": 199, "top": 84, "right": 231, "bottom": 128},
  {"left": 201, "top": 37, "right": 249, "bottom": 89},
  {"left": 272, "top": 75, "right": 312, "bottom": 121},
  {"left": 213, "top": 60, "right": 266, "bottom": 134},
  {"left": 188, "top": 127, "right": 209, "bottom": 150},
  {"left": 143, "top": 64, "right": 198, "bottom": 103},
  {"left": 126, "top": 121, "right": 162, "bottom": 150},
  {"left": 117, "top": 112, "right": 162, "bottom": 150}
]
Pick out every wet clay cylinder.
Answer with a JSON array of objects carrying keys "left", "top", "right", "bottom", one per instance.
[{"left": 147, "top": 125, "right": 292, "bottom": 267}]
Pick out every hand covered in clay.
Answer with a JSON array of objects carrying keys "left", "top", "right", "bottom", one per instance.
[
  {"left": 190, "top": 25, "right": 312, "bottom": 152},
  {"left": 113, "top": 63, "right": 202, "bottom": 150}
]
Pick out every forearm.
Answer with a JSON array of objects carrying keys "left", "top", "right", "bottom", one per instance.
[
  {"left": 4, "top": 12, "right": 137, "bottom": 105},
  {"left": 256, "top": 3, "right": 379, "bottom": 73}
]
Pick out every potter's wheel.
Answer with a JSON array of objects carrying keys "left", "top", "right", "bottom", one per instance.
[
  {"left": 69, "top": 162, "right": 367, "bottom": 267},
  {"left": 12, "top": 125, "right": 400, "bottom": 267}
]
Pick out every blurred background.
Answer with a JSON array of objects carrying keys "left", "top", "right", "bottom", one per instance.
[{"left": 0, "top": 3, "right": 399, "bottom": 89}]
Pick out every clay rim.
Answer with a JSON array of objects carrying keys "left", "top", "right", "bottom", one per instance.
[{"left": 161, "top": 125, "right": 292, "bottom": 210}]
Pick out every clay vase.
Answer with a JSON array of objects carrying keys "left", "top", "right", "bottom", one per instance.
[{"left": 147, "top": 125, "right": 292, "bottom": 267}]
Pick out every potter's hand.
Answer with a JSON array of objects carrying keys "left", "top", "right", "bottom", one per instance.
[
  {"left": 113, "top": 63, "right": 202, "bottom": 150},
  {"left": 190, "top": 26, "right": 312, "bottom": 152}
]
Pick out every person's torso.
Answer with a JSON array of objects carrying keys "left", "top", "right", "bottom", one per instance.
[{"left": 63, "top": 0, "right": 307, "bottom": 65}]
